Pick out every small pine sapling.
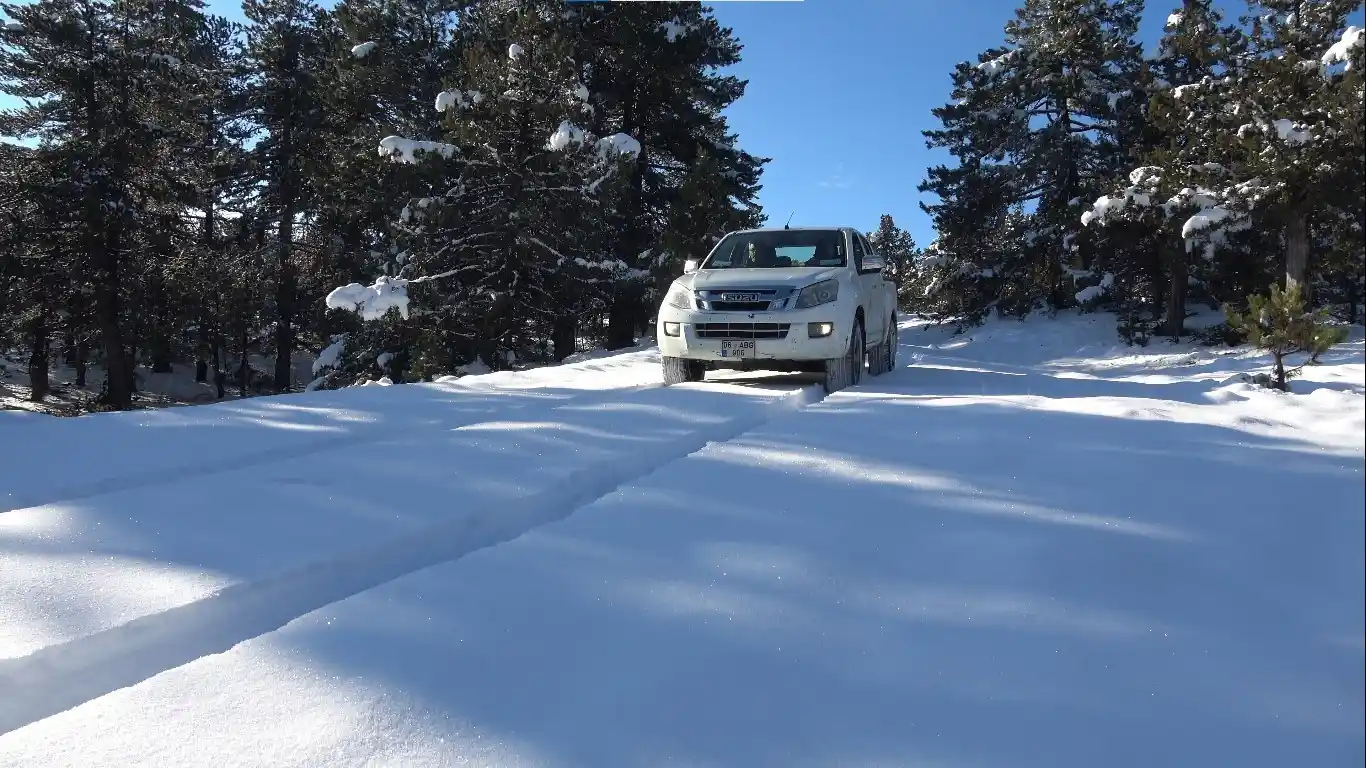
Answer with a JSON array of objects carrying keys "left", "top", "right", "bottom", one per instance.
[{"left": 1224, "top": 282, "right": 1349, "bottom": 391}]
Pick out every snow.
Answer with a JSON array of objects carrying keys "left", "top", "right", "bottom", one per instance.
[
  {"left": 453, "top": 357, "right": 491, "bottom": 376},
  {"left": 1271, "top": 118, "right": 1312, "bottom": 145},
  {"left": 1166, "top": 11, "right": 1183, "bottom": 28},
  {"left": 1322, "top": 25, "right": 1363, "bottom": 72},
  {"left": 311, "top": 336, "right": 345, "bottom": 377},
  {"left": 377, "top": 135, "right": 458, "bottom": 164},
  {"left": 349, "top": 41, "right": 377, "bottom": 59},
  {"left": 434, "top": 89, "right": 483, "bottom": 112},
  {"left": 507, "top": 43, "right": 524, "bottom": 61},
  {"left": 1, "top": 315, "right": 1362, "bottom": 765},
  {"left": 1181, "top": 205, "right": 1242, "bottom": 241},
  {"left": 1074, "top": 272, "right": 1115, "bottom": 303},
  {"left": 547, "top": 120, "right": 585, "bottom": 151},
  {"left": 324, "top": 276, "right": 410, "bottom": 320},
  {"left": 595, "top": 132, "right": 641, "bottom": 159},
  {"left": 976, "top": 49, "right": 1021, "bottom": 79}
]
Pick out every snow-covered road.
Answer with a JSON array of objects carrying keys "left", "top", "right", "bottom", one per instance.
[{"left": 1, "top": 316, "right": 1363, "bottom": 767}]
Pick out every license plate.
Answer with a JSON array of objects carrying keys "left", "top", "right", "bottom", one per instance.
[
  {"left": 722, "top": 293, "right": 759, "bottom": 302},
  {"left": 721, "top": 339, "right": 756, "bottom": 358}
]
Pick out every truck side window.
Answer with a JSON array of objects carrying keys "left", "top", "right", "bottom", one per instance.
[{"left": 851, "top": 233, "right": 866, "bottom": 271}]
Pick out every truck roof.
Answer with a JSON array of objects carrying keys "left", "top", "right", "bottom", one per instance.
[{"left": 730, "top": 226, "right": 854, "bottom": 234}]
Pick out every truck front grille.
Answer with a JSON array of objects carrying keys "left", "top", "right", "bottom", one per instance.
[
  {"left": 709, "top": 300, "right": 774, "bottom": 312},
  {"left": 694, "top": 322, "right": 790, "bottom": 340}
]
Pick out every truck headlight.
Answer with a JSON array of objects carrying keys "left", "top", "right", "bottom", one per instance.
[
  {"left": 665, "top": 284, "right": 694, "bottom": 310},
  {"left": 795, "top": 279, "right": 839, "bottom": 309}
]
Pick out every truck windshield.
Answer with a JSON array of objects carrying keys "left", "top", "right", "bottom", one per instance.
[{"left": 702, "top": 229, "right": 846, "bottom": 269}]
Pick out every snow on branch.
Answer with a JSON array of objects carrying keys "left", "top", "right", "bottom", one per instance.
[
  {"left": 1075, "top": 273, "right": 1115, "bottom": 304},
  {"left": 378, "top": 135, "right": 459, "bottom": 163},
  {"left": 1322, "top": 25, "right": 1363, "bottom": 74},
  {"left": 435, "top": 89, "right": 484, "bottom": 112},
  {"left": 312, "top": 335, "right": 346, "bottom": 377},
  {"left": 595, "top": 133, "right": 641, "bottom": 160},
  {"left": 325, "top": 264, "right": 488, "bottom": 322},
  {"left": 976, "top": 48, "right": 1022, "bottom": 79},
  {"left": 547, "top": 121, "right": 586, "bottom": 151},
  {"left": 326, "top": 276, "right": 410, "bottom": 320},
  {"left": 351, "top": 41, "right": 378, "bottom": 59},
  {"left": 1080, "top": 166, "right": 1162, "bottom": 227}
]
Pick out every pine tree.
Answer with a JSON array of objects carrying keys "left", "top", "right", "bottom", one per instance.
[
  {"left": 1225, "top": 281, "right": 1349, "bottom": 390},
  {"left": 1082, "top": 1, "right": 1250, "bottom": 338},
  {"left": 1182, "top": 1, "right": 1365, "bottom": 296},
  {"left": 242, "top": 0, "right": 333, "bottom": 392},
  {"left": 565, "top": 0, "right": 767, "bottom": 349},
  {"left": 355, "top": 0, "right": 640, "bottom": 371},
  {"left": 866, "top": 214, "right": 918, "bottom": 302},
  {"left": 1, "top": 0, "right": 214, "bottom": 408},
  {"left": 919, "top": 0, "right": 1146, "bottom": 323}
]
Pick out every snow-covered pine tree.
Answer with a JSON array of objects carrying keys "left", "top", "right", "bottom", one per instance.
[
  {"left": 344, "top": 0, "right": 641, "bottom": 372},
  {"left": 1181, "top": 0, "right": 1365, "bottom": 298},
  {"left": 242, "top": 0, "right": 334, "bottom": 392},
  {"left": 1, "top": 0, "right": 214, "bottom": 407},
  {"left": 564, "top": 0, "right": 766, "bottom": 350},
  {"left": 180, "top": 14, "right": 252, "bottom": 385},
  {"left": 1082, "top": 0, "right": 1251, "bottom": 338},
  {"left": 0, "top": 145, "right": 67, "bottom": 400},
  {"left": 920, "top": 0, "right": 1146, "bottom": 323}
]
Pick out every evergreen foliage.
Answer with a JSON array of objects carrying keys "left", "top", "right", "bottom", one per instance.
[{"left": 0, "top": 0, "right": 765, "bottom": 404}]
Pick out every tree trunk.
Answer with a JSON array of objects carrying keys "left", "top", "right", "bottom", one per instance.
[
  {"left": 28, "top": 320, "right": 49, "bottom": 402},
  {"left": 552, "top": 313, "right": 577, "bottom": 361},
  {"left": 1285, "top": 213, "right": 1309, "bottom": 297},
  {"left": 273, "top": 258, "right": 294, "bottom": 393},
  {"left": 74, "top": 341, "right": 87, "bottom": 388},
  {"left": 1163, "top": 243, "right": 1187, "bottom": 339},
  {"left": 150, "top": 335, "right": 172, "bottom": 373},
  {"left": 238, "top": 333, "right": 250, "bottom": 398},
  {"left": 606, "top": 289, "right": 639, "bottom": 350},
  {"left": 95, "top": 231, "right": 132, "bottom": 409}
]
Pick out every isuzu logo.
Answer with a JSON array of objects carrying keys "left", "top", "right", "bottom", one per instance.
[{"left": 721, "top": 292, "right": 759, "bottom": 302}]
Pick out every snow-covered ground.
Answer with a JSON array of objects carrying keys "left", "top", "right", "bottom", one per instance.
[{"left": 1, "top": 314, "right": 1362, "bottom": 766}]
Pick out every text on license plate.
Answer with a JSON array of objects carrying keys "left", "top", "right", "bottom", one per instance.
[{"left": 720, "top": 339, "right": 756, "bottom": 358}]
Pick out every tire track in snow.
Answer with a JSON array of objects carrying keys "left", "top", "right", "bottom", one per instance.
[
  {"left": 0, "top": 381, "right": 662, "bottom": 516},
  {"left": 0, "top": 382, "right": 824, "bottom": 736}
]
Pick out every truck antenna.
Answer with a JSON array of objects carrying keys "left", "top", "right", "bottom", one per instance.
[{"left": 783, "top": 211, "right": 794, "bottom": 230}]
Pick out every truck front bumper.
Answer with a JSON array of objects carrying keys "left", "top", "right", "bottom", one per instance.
[{"left": 655, "top": 306, "right": 850, "bottom": 363}]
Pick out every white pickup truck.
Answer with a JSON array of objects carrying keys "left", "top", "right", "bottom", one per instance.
[{"left": 655, "top": 226, "right": 898, "bottom": 393}]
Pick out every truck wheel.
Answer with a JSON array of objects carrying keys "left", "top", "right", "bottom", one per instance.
[
  {"left": 662, "top": 357, "right": 705, "bottom": 386},
  {"left": 822, "top": 321, "right": 863, "bottom": 393},
  {"left": 867, "top": 326, "right": 887, "bottom": 377},
  {"left": 869, "top": 313, "right": 897, "bottom": 376},
  {"left": 884, "top": 313, "right": 898, "bottom": 372}
]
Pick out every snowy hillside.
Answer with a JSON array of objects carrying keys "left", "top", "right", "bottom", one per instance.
[{"left": 1, "top": 316, "right": 1362, "bottom": 767}]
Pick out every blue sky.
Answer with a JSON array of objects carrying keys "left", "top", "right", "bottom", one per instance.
[
  {"left": 4, "top": 0, "right": 1358, "bottom": 246},
  {"left": 708, "top": 0, "right": 1241, "bottom": 246}
]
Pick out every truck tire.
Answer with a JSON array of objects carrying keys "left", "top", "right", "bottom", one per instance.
[
  {"left": 883, "top": 312, "right": 898, "bottom": 372},
  {"left": 867, "top": 323, "right": 888, "bottom": 377},
  {"left": 822, "top": 321, "right": 863, "bottom": 393},
  {"left": 868, "top": 313, "right": 897, "bottom": 376},
  {"left": 662, "top": 357, "right": 705, "bottom": 386}
]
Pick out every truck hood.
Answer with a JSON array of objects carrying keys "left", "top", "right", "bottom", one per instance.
[{"left": 680, "top": 267, "right": 840, "bottom": 291}]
